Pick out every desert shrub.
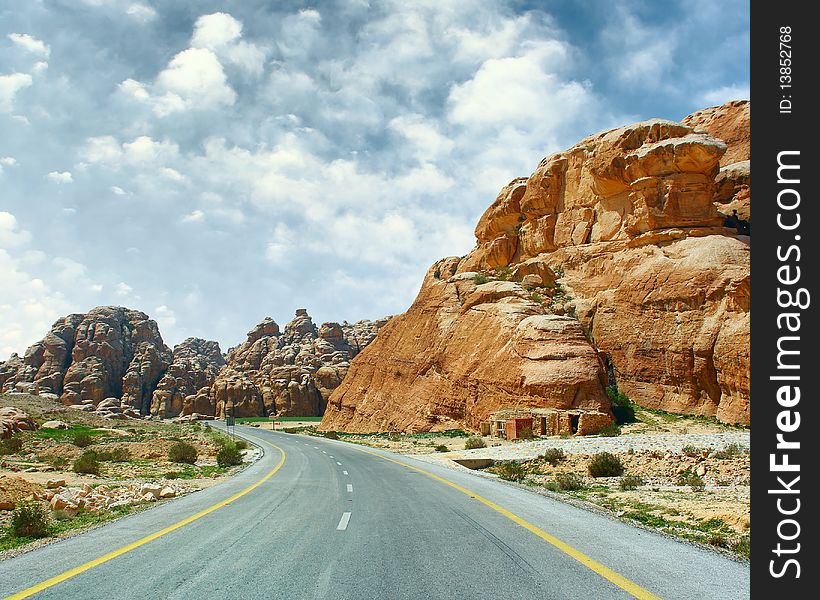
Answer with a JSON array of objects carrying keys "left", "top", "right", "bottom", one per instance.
[
  {"left": 540, "top": 448, "right": 565, "bottom": 466},
  {"left": 677, "top": 470, "right": 705, "bottom": 491},
  {"left": 530, "top": 292, "right": 544, "bottom": 303},
  {"left": 168, "top": 442, "right": 198, "bottom": 465},
  {"left": 388, "top": 432, "right": 401, "bottom": 442},
  {"left": 97, "top": 447, "right": 130, "bottom": 462},
  {"left": 73, "top": 450, "right": 100, "bottom": 475},
  {"left": 495, "top": 461, "right": 526, "bottom": 482},
  {"left": 0, "top": 435, "right": 23, "bottom": 454},
  {"left": 588, "top": 452, "right": 624, "bottom": 477},
  {"left": 619, "top": 475, "right": 645, "bottom": 490},
  {"left": 714, "top": 443, "right": 745, "bottom": 459},
  {"left": 433, "top": 268, "right": 441, "bottom": 279},
  {"left": 473, "top": 273, "right": 489, "bottom": 285},
  {"left": 163, "top": 471, "right": 180, "bottom": 480},
  {"left": 11, "top": 501, "right": 50, "bottom": 538},
  {"left": 681, "top": 445, "right": 703, "bottom": 457},
  {"left": 598, "top": 422, "right": 622, "bottom": 437},
  {"left": 434, "top": 444, "right": 449, "bottom": 452},
  {"left": 323, "top": 431, "right": 339, "bottom": 440},
  {"left": 464, "top": 436, "right": 486, "bottom": 450},
  {"left": 72, "top": 432, "right": 94, "bottom": 448},
  {"left": 555, "top": 472, "right": 584, "bottom": 491},
  {"left": 217, "top": 443, "right": 243, "bottom": 467},
  {"left": 606, "top": 385, "right": 636, "bottom": 424},
  {"left": 234, "top": 439, "right": 249, "bottom": 450}
]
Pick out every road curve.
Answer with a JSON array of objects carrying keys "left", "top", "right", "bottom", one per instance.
[{"left": 0, "top": 424, "right": 749, "bottom": 599}]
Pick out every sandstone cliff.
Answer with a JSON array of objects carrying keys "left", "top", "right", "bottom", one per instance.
[
  {"left": 150, "top": 337, "right": 226, "bottom": 418},
  {"left": 211, "top": 310, "right": 387, "bottom": 418},
  {"left": 0, "top": 307, "right": 173, "bottom": 415},
  {"left": 321, "top": 101, "right": 750, "bottom": 432}
]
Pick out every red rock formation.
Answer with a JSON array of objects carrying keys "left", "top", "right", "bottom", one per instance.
[
  {"left": 0, "top": 406, "right": 38, "bottom": 439},
  {"left": 322, "top": 101, "right": 750, "bottom": 432},
  {"left": 211, "top": 310, "right": 387, "bottom": 418},
  {"left": 1, "top": 306, "right": 173, "bottom": 416},
  {"left": 150, "top": 338, "right": 225, "bottom": 418}
]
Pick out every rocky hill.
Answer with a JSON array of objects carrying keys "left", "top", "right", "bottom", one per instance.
[
  {"left": 211, "top": 310, "right": 388, "bottom": 418},
  {"left": 320, "top": 101, "right": 750, "bottom": 433},
  {"left": 0, "top": 307, "right": 387, "bottom": 420}
]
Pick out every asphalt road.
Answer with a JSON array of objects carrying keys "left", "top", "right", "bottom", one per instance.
[{"left": 0, "top": 424, "right": 749, "bottom": 599}]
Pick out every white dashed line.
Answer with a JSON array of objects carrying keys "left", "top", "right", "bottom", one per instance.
[
  {"left": 336, "top": 462, "right": 342, "bottom": 466},
  {"left": 343, "top": 470, "right": 349, "bottom": 475},
  {"left": 322, "top": 451, "right": 327, "bottom": 454},
  {"left": 336, "top": 512, "right": 352, "bottom": 531},
  {"left": 346, "top": 484, "right": 353, "bottom": 493}
]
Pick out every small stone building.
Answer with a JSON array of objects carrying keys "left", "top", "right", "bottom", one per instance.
[{"left": 487, "top": 408, "right": 612, "bottom": 439}]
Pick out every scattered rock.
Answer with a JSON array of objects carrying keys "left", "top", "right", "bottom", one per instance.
[
  {"left": 0, "top": 406, "right": 38, "bottom": 439},
  {"left": 41, "top": 420, "right": 69, "bottom": 430}
]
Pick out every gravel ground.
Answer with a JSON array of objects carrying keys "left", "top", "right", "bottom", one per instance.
[{"left": 417, "top": 431, "right": 749, "bottom": 463}]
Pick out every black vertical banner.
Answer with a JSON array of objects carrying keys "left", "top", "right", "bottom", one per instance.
[{"left": 751, "top": 2, "right": 818, "bottom": 597}]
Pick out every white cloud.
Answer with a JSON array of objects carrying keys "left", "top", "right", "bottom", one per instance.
[
  {"left": 698, "top": 83, "right": 750, "bottom": 106},
  {"left": 154, "top": 304, "right": 176, "bottom": 328},
  {"left": 0, "top": 73, "right": 33, "bottom": 112},
  {"left": 0, "top": 157, "right": 17, "bottom": 166},
  {"left": 7, "top": 33, "right": 50, "bottom": 57},
  {"left": 0, "top": 212, "right": 32, "bottom": 248},
  {"left": 46, "top": 171, "right": 73, "bottom": 183},
  {"left": 115, "top": 282, "right": 133, "bottom": 296},
  {"left": 191, "top": 12, "right": 267, "bottom": 75},
  {"left": 182, "top": 210, "right": 205, "bottom": 223},
  {"left": 32, "top": 61, "right": 48, "bottom": 74},
  {"left": 126, "top": 3, "right": 157, "bottom": 22},
  {"left": 154, "top": 48, "right": 236, "bottom": 113},
  {"left": 111, "top": 185, "right": 127, "bottom": 195},
  {"left": 191, "top": 13, "right": 243, "bottom": 49}
]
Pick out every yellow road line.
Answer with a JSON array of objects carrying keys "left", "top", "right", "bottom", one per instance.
[
  {"left": 353, "top": 446, "right": 661, "bottom": 600},
  {"left": 5, "top": 436, "right": 285, "bottom": 600}
]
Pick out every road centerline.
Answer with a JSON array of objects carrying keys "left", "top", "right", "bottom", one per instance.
[{"left": 336, "top": 512, "right": 352, "bottom": 531}]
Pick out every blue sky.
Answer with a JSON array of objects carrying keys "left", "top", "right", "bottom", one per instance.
[{"left": 0, "top": 0, "right": 749, "bottom": 356}]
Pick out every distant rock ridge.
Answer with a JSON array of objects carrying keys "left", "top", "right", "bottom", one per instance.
[
  {"left": 211, "top": 310, "right": 388, "bottom": 418},
  {"left": 0, "top": 306, "right": 388, "bottom": 420},
  {"left": 320, "top": 100, "right": 750, "bottom": 433}
]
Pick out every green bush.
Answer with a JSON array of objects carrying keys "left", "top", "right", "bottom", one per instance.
[
  {"left": 72, "top": 432, "right": 94, "bottom": 448},
  {"left": 714, "top": 443, "right": 745, "bottom": 459},
  {"left": 96, "top": 447, "right": 130, "bottom": 462},
  {"left": 168, "top": 442, "right": 198, "bottom": 464},
  {"left": 555, "top": 472, "right": 584, "bottom": 491},
  {"left": 323, "top": 431, "right": 339, "bottom": 440},
  {"left": 681, "top": 445, "right": 703, "bottom": 457},
  {"left": 598, "top": 422, "right": 622, "bottom": 437},
  {"left": 606, "top": 385, "right": 636, "bottom": 424},
  {"left": 619, "top": 475, "right": 645, "bottom": 490},
  {"left": 433, "top": 268, "right": 441, "bottom": 279},
  {"left": 473, "top": 273, "right": 489, "bottom": 285},
  {"left": 73, "top": 450, "right": 100, "bottom": 475},
  {"left": 234, "top": 439, "right": 249, "bottom": 450},
  {"left": 217, "top": 443, "right": 243, "bottom": 467},
  {"left": 677, "top": 470, "right": 705, "bottom": 492},
  {"left": 163, "top": 471, "right": 180, "bottom": 480},
  {"left": 464, "top": 436, "right": 486, "bottom": 450},
  {"left": 11, "top": 501, "right": 50, "bottom": 538},
  {"left": 588, "top": 452, "right": 624, "bottom": 477},
  {"left": 0, "top": 435, "right": 23, "bottom": 454},
  {"left": 434, "top": 444, "right": 449, "bottom": 452},
  {"left": 495, "top": 461, "right": 526, "bottom": 482},
  {"left": 540, "top": 448, "right": 565, "bottom": 466}
]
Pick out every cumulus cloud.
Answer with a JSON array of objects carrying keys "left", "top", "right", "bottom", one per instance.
[
  {"left": 698, "top": 83, "right": 750, "bottom": 106},
  {"left": 7, "top": 33, "right": 50, "bottom": 57},
  {"left": 0, "top": 72, "right": 32, "bottom": 112},
  {"left": 46, "top": 171, "right": 73, "bottom": 183},
  {"left": 0, "top": 1, "right": 749, "bottom": 354}
]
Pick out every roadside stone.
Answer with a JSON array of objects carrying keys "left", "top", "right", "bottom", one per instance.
[{"left": 46, "top": 478, "right": 66, "bottom": 489}]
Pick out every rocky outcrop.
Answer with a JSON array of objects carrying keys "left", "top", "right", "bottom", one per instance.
[
  {"left": 0, "top": 306, "right": 173, "bottom": 416},
  {"left": 683, "top": 100, "right": 750, "bottom": 222},
  {"left": 0, "top": 407, "right": 37, "bottom": 439},
  {"left": 322, "top": 101, "right": 750, "bottom": 431},
  {"left": 211, "top": 310, "right": 387, "bottom": 418},
  {"left": 320, "top": 266, "right": 612, "bottom": 433},
  {"left": 150, "top": 338, "right": 225, "bottom": 418}
]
